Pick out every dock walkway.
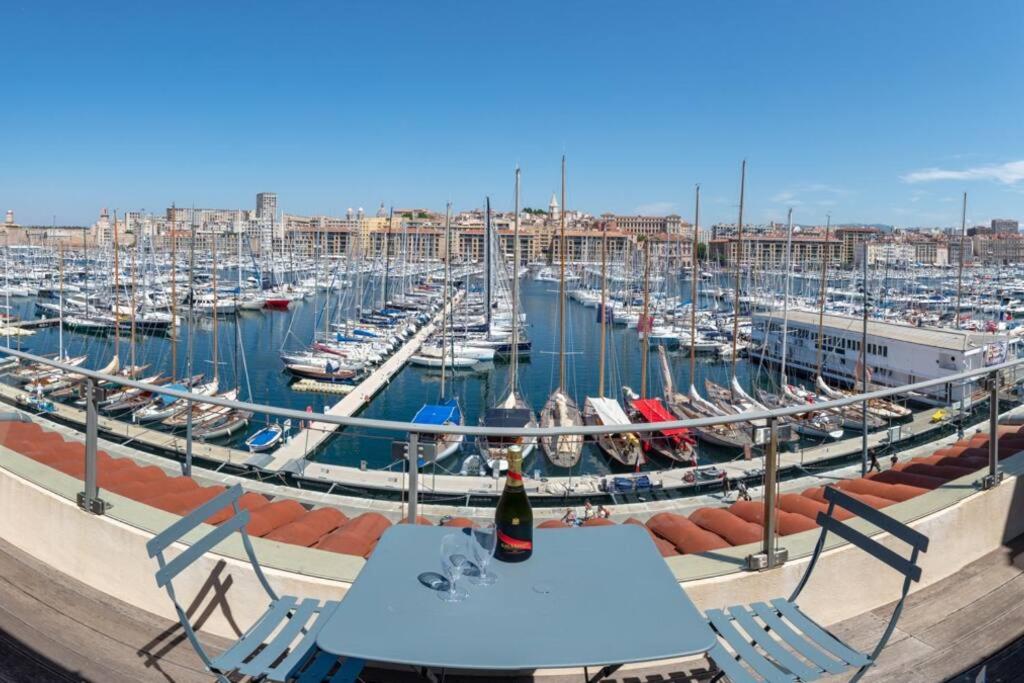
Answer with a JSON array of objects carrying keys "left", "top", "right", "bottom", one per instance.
[{"left": 258, "top": 293, "right": 462, "bottom": 472}]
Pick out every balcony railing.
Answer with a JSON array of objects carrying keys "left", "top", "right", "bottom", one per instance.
[{"left": 0, "top": 344, "right": 1018, "bottom": 570}]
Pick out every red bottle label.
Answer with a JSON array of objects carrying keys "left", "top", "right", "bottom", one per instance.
[{"left": 497, "top": 530, "right": 533, "bottom": 551}]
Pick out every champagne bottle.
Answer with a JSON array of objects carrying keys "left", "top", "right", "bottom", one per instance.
[{"left": 494, "top": 445, "right": 533, "bottom": 562}]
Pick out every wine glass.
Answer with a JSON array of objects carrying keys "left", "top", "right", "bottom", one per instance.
[
  {"left": 470, "top": 523, "right": 498, "bottom": 586},
  {"left": 439, "top": 534, "right": 469, "bottom": 602}
]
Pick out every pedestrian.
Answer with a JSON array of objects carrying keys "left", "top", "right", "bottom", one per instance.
[
  {"left": 737, "top": 480, "right": 751, "bottom": 502},
  {"left": 583, "top": 499, "right": 594, "bottom": 520},
  {"left": 868, "top": 448, "right": 882, "bottom": 473},
  {"left": 890, "top": 452, "right": 898, "bottom": 470}
]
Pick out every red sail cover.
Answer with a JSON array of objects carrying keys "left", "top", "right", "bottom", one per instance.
[{"left": 630, "top": 398, "right": 695, "bottom": 445}]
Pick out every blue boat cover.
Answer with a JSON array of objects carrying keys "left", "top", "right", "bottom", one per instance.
[
  {"left": 412, "top": 399, "right": 461, "bottom": 426},
  {"left": 158, "top": 384, "right": 187, "bottom": 406}
]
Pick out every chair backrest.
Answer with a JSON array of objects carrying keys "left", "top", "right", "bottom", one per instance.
[
  {"left": 145, "top": 484, "right": 252, "bottom": 588},
  {"left": 816, "top": 485, "right": 929, "bottom": 582}
]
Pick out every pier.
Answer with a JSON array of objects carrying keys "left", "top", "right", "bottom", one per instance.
[{"left": 256, "top": 293, "right": 463, "bottom": 472}]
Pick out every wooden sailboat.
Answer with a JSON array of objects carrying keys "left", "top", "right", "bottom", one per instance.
[
  {"left": 666, "top": 183, "right": 756, "bottom": 450},
  {"left": 478, "top": 173, "right": 538, "bottom": 466},
  {"left": 540, "top": 155, "right": 584, "bottom": 468},
  {"left": 583, "top": 221, "right": 644, "bottom": 468}
]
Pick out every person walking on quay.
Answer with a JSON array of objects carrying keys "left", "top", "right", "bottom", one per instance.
[{"left": 868, "top": 448, "right": 882, "bottom": 473}]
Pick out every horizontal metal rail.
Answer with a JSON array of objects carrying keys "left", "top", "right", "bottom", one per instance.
[{"left": 1, "top": 345, "right": 1019, "bottom": 437}]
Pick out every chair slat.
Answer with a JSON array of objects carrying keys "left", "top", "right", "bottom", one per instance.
[
  {"left": 705, "top": 641, "right": 760, "bottom": 683},
  {"left": 214, "top": 596, "right": 298, "bottom": 673},
  {"left": 771, "top": 599, "right": 871, "bottom": 667},
  {"left": 329, "top": 657, "right": 365, "bottom": 683},
  {"left": 154, "top": 510, "right": 251, "bottom": 588},
  {"left": 296, "top": 651, "right": 340, "bottom": 683},
  {"left": 238, "top": 597, "right": 320, "bottom": 676},
  {"left": 749, "top": 602, "right": 847, "bottom": 674},
  {"left": 726, "top": 606, "right": 821, "bottom": 681},
  {"left": 271, "top": 600, "right": 340, "bottom": 680},
  {"left": 146, "top": 484, "right": 242, "bottom": 557},
  {"left": 816, "top": 515, "right": 922, "bottom": 582},
  {"left": 706, "top": 609, "right": 795, "bottom": 683},
  {"left": 823, "top": 486, "right": 929, "bottom": 551}
]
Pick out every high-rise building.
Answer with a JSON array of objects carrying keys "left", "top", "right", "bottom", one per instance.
[
  {"left": 992, "top": 218, "right": 1019, "bottom": 233},
  {"left": 256, "top": 192, "right": 278, "bottom": 222}
]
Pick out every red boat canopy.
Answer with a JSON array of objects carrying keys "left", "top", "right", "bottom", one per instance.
[{"left": 630, "top": 398, "right": 694, "bottom": 444}]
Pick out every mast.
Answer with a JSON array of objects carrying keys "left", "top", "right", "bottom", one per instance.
[
  {"left": 598, "top": 221, "right": 608, "bottom": 398},
  {"left": 511, "top": 167, "right": 521, "bottom": 389},
  {"left": 211, "top": 223, "right": 219, "bottom": 383},
  {"left": 58, "top": 243, "right": 64, "bottom": 359},
  {"left": 558, "top": 155, "right": 567, "bottom": 392},
  {"left": 640, "top": 238, "right": 651, "bottom": 399},
  {"left": 815, "top": 214, "right": 831, "bottom": 379},
  {"left": 484, "top": 198, "right": 492, "bottom": 333},
  {"left": 954, "top": 192, "right": 967, "bottom": 331},
  {"left": 4, "top": 233, "right": 9, "bottom": 348},
  {"left": 779, "top": 207, "right": 794, "bottom": 386},
  {"left": 170, "top": 203, "right": 177, "bottom": 377},
  {"left": 441, "top": 202, "right": 451, "bottom": 398},
  {"left": 382, "top": 208, "right": 393, "bottom": 308},
  {"left": 129, "top": 228, "right": 137, "bottom": 373},
  {"left": 113, "top": 209, "right": 120, "bottom": 362},
  {"left": 731, "top": 161, "right": 746, "bottom": 393},
  {"left": 689, "top": 185, "right": 700, "bottom": 390}
]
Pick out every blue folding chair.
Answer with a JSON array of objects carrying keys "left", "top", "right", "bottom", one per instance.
[
  {"left": 145, "top": 484, "right": 364, "bottom": 682},
  {"left": 705, "top": 486, "right": 930, "bottom": 683}
]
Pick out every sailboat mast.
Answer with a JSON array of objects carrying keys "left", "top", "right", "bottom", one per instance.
[
  {"left": 130, "top": 229, "right": 137, "bottom": 373},
  {"left": 382, "top": 208, "right": 393, "bottom": 309},
  {"left": 211, "top": 223, "right": 219, "bottom": 383},
  {"left": 690, "top": 185, "right": 700, "bottom": 389},
  {"left": 113, "top": 209, "right": 121, "bottom": 361},
  {"left": 815, "top": 214, "right": 830, "bottom": 379},
  {"left": 731, "top": 161, "right": 746, "bottom": 389},
  {"left": 58, "top": 243, "right": 64, "bottom": 359},
  {"left": 441, "top": 202, "right": 451, "bottom": 398},
  {"left": 780, "top": 207, "right": 794, "bottom": 386},
  {"left": 484, "top": 197, "right": 492, "bottom": 333},
  {"left": 511, "top": 168, "right": 521, "bottom": 385},
  {"left": 640, "top": 238, "right": 651, "bottom": 399},
  {"left": 558, "top": 155, "right": 567, "bottom": 392},
  {"left": 170, "top": 204, "right": 177, "bottom": 377},
  {"left": 599, "top": 221, "right": 608, "bottom": 398},
  {"left": 954, "top": 192, "right": 967, "bottom": 330}
]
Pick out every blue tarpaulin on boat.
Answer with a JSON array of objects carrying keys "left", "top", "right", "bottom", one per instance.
[
  {"left": 412, "top": 400, "right": 461, "bottom": 426},
  {"left": 158, "top": 384, "right": 187, "bottom": 405}
]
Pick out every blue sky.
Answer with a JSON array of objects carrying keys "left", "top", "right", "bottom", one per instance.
[{"left": 1, "top": 1, "right": 1022, "bottom": 227}]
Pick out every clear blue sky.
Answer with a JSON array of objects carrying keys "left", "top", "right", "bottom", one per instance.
[{"left": 2, "top": 1, "right": 1022, "bottom": 228}]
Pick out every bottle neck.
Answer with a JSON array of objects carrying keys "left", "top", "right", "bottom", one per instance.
[{"left": 506, "top": 455, "right": 524, "bottom": 489}]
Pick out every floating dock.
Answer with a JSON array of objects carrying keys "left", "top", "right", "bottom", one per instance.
[{"left": 260, "top": 292, "right": 463, "bottom": 472}]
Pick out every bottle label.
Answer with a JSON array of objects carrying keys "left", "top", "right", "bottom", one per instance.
[
  {"left": 507, "top": 470, "right": 523, "bottom": 482},
  {"left": 497, "top": 530, "right": 533, "bottom": 551}
]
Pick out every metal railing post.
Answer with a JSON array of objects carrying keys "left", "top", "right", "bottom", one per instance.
[
  {"left": 407, "top": 431, "right": 419, "bottom": 523},
  {"left": 747, "top": 417, "right": 787, "bottom": 570},
  {"left": 184, "top": 397, "right": 193, "bottom": 477},
  {"left": 77, "top": 379, "right": 106, "bottom": 514},
  {"left": 984, "top": 370, "right": 1003, "bottom": 489}
]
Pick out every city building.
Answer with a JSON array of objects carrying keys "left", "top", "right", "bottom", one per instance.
[
  {"left": 708, "top": 228, "right": 844, "bottom": 269},
  {"left": 991, "top": 218, "right": 1019, "bottom": 233}
]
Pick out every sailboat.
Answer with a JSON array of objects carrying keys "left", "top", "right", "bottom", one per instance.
[
  {"left": 540, "top": 156, "right": 584, "bottom": 468},
  {"left": 747, "top": 208, "right": 844, "bottom": 440},
  {"left": 667, "top": 181, "right": 756, "bottom": 451},
  {"left": 478, "top": 176, "right": 538, "bottom": 469},
  {"left": 409, "top": 203, "right": 465, "bottom": 463},
  {"left": 583, "top": 221, "right": 644, "bottom": 469}
]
